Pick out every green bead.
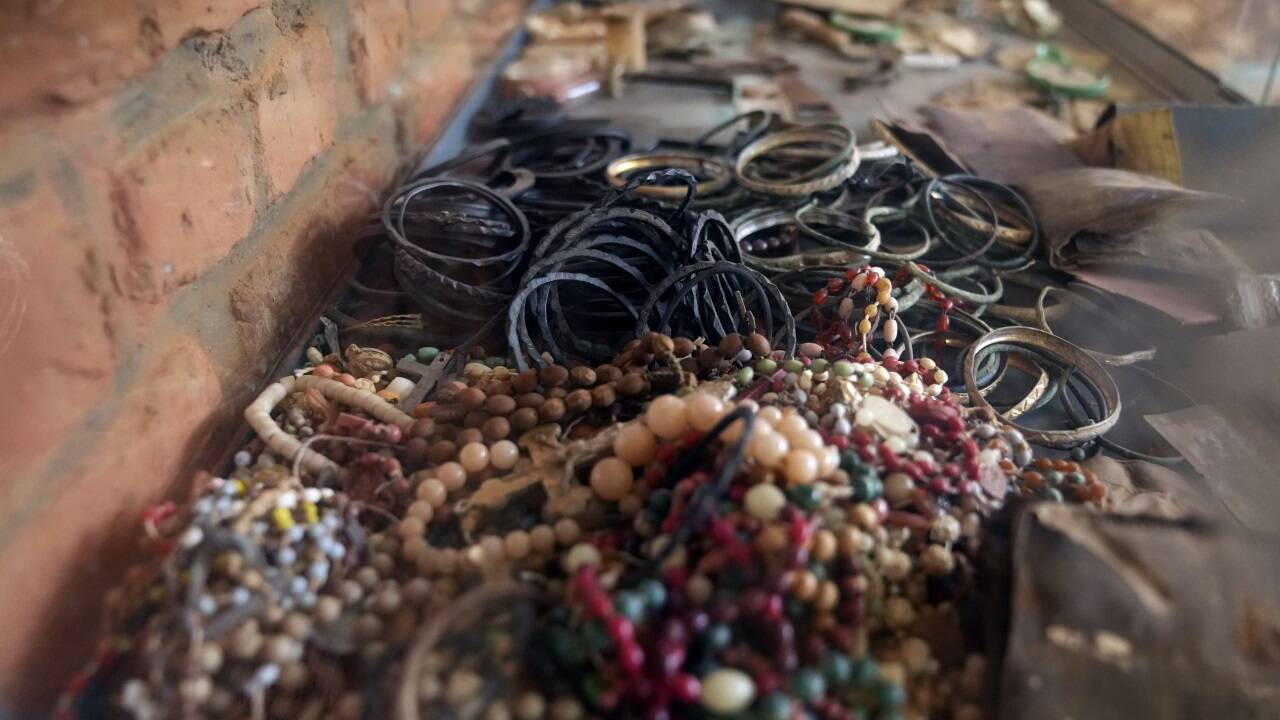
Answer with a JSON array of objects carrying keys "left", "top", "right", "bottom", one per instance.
[
  {"left": 839, "top": 450, "right": 863, "bottom": 472},
  {"left": 737, "top": 367, "right": 756, "bottom": 385},
  {"left": 756, "top": 358, "right": 778, "bottom": 374},
  {"left": 875, "top": 679, "right": 906, "bottom": 707},
  {"left": 614, "top": 591, "right": 645, "bottom": 621},
  {"left": 756, "top": 693, "right": 794, "bottom": 720},
  {"left": 784, "top": 596, "right": 806, "bottom": 620},
  {"left": 1045, "top": 487, "right": 1064, "bottom": 503},
  {"left": 485, "top": 356, "right": 506, "bottom": 368},
  {"left": 417, "top": 346, "right": 440, "bottom": 362},
  {"left": 1046, "top": 471, "right": 1065, "bottom": 485},
  {"left": 790, "top": 667, "right": 826, "bottom": 702},
  {"left": 808, "top": 562, "right": 827, "bottom": 582},
  {"left": 833, "top": 360, "right": 855, "bottom": 377},
  {"left": 857, "top": 373, "right": 875, "bottom": 390},
  {"left": 1069, "top": 446, "right": 1087, "bottom": 462},
  {"left": 705, "top": 622, "right": 733, "bottom": 650},
  {"left": 787, "top": 485, "right": 820, "bottom": 511},
  {"left": 582, "top": 620, "right": 612, "bottom": 652},
  {"left": 851, "top": 658, "right": 879, "bottom": 686},
  {"left": 638, "top": 579, "right": 667, "bottom": 609},
  {"left": 853, "top": 476, "right": 882, "bottom": 502},
  {"left": 783, "top": 359, "right": 805, "bottom": 373},
  {"left": 810, "top": 359, "right": 829, "bottom": 374},
  {"left": 401, "top": 354, "right": 415, "bottom": 365},
  {"left": 1068, "top": 472, "right": 1086, "bottom": 485},
  {"left": 822, "top": 653, "right": 853, "bottom": 685}
]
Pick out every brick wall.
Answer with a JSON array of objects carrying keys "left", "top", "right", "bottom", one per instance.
[{"left": 0, "top": 0, "right": 525, "bottom": 712}]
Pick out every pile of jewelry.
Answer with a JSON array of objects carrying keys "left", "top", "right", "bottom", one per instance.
[{"left": 62, "top": 113, "right": 1130, "bottom": 720}]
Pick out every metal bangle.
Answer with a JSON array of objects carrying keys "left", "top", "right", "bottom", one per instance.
[
  {"left": 605, "top": 153, "right": 733, "bottom": 201},
  {"left": 1034, "top": 286, "right": 1156, "bottom": 366},
  {"left": 734, "top": 125, "right": 860, "bottom": 197},
  {"left": 963, "top": 326, "right": 1121, "bottom": 449}
]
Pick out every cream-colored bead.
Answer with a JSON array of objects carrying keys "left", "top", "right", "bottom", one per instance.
[
  {"left": 437, "top": 462, "right": 467, "bottom": 492},
  {"left": 816, "top": 446, "right": 839, "bottom": 477},
  {"left": 529, "top": 525, "right": 556, "bottom": 554},
  {"left": 644, "top": 394, "right": 689, "bottom": 439},
  {"left": 563, "top": 542, "right": 602, "bottom": 573},
  {"left": 685, "top": 392, "right": 726, "bottom": 433},
  {"left": 748, "top": 428, "right": 790, "bottom": 467},
  {"left": 783, "top": 449, "right": 819, "bottom": 485},
  {"left": 459, "top": 442, "right": 490, "bottom": 473},
  {"left": 613, "top": 423, "right": 657, "bottom": 467},
  {"left": 590, "top": 457, "right": 635, "bottom": 502},
  {"left": 504, "top": 530, "right": 531, "bottom": 560},
  {"left": 744, "top": 483, "right": 787, "bottom": 521},
  {"left": 756, "top": 406, "right": 782, "bottom": 427},
  {"left": 417, "top": 478, "right": 448, "bottom": 507},
  {"left": 490, "top": 440, "right": 519, "bottom": 470},
  {"left": 553, "top": 518, "right": 581, "bottom": 545}
]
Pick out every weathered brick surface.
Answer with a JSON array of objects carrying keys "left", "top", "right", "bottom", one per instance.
[
  {"left": 0, "top": 0, "right": 527, "bottom": 713},
  {"left": 110, "top": 104, "right": 259, "bottom": 301},
  {"left": 252, "top": 22, "right": 339, "bottom": 197},
  {"left": 351, "top": 0, "right": 412, "bottom": 104}
]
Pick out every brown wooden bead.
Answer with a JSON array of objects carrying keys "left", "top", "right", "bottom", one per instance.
[
  {"left": 516, "top": 393, "right": 545, "bottom": 409},
  {"left": 631, "top": 349, "right": 653, "bottom": 366},
  {"left": 646, "top": 332, "right": 675, "bottom": 355},
  {"left": 569, "top": 366, "right": 597, "bottom": 387},
  {"left": 512, "top": 369, "right": 540, "bottom": 394},
  {"left": 429, "top": 440, "right": 458, "bottom": 464},
  {"left": 698, "top": 347, "right": 722, "bottom": 370},
  {"left": 540, "top": 364, "right": 569, "bottom": 387},
  {"left": 718, "top": 333, "right": 743, "bottom": 356},
  {"left": 745, "top": 332, "right": 771, "bottom": 357},
  {"left": 539, "top": 398, "right": 566, "bottom": 422},
  {"left": 456, "top": 387, "right": 486, "bottom": 409},
  {"left": 596, "top": 365, "right": 623, "bottom": 383},
  {"left": 483, "top": 416, "right": 511, "bottom": 440},
  {"left": 463, "top": 411, "right": 487, "bottom": 429},
  {"left": 623, "top": 338, "right": 643, "bottom": 352},
  {"left": 486, "top": 394, "right": 517, "bottom": 416},
  {"left": 511, "top": 407, "right": 539, "bottom": 431},
  {"left": 672, "top": 336, "right": 695, "bottom": 357},
  {"left": 592, "top": 385, "right": 616, "bottom": 408},
  {"left": 565, "top": 389, "right": 592, "bottom": 414},
  {"left": 405, "top": 437, "right": 430, "bottom": 464},
  {"left": 457, "top": 428, "right": 484, "bottom": 446},
  {"left": 617, "top": 373, "right": 647, "bottom": 397},
  {"left": 545, "top": 387, "right": 567, "bottom": 400},
  {"left": 410, "top": 418, "right": 436, "bottom": 439}
]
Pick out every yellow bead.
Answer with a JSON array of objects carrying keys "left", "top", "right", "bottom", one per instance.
[
  {"left": 858, "top": 319, "right": 872, "bottom": 335},
  {"left": 863, "top": 304, "right": 878, "bottom": 318},
  {"left": 272, "top": 507, "right": 296, "bottom": 530},
  {"left": 303, "top": 503, "right": 319, "bottom": 524}
]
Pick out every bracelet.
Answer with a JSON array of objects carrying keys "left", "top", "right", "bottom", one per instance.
[
  {"left": 963, "top": 326, "right": 1121, "bottom": 449},
  {"left": 605, "top": 153, "right": 733, "bottom": 201},
  {"left": 1035, "top": 286, "right": 1157, "bottom": 367},
  {"left": 734, "top": 125, "right": 860, "bottom": 197}
]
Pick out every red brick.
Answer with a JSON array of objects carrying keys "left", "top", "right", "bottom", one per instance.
[
  {"left": 0, "top": 172, "right": 117, "bottom": 479},
  {"left": 0, "top": 331, "right": 223, "bottom": 713},
  {"left": 468, "top": 0, "right": 525, "bottom": 61},
  {"left": 147, "top": 0, "right": 263, "bottom": 49},
  {"left": 400, "top": 39, "right": 476, "bottom": 148},
  {"left": 406, "top": 0, "right": 452, "bottom": 42},
  {"left": 110, "top": 103, "right": 258, "bottom": 302},
  {"left": 350, "top": 0, "right": 411, "bottom": 105},
  {"left": 251, "top": 23, "right": 339, "bottom": 197}
]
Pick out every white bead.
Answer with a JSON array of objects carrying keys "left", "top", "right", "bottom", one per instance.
[
  {"left": 386, "top": 376, "right": 416, "bottom": 399},
  {"left": 700, "top": 668, "right": 755, "bottom": 715},
  {"left": 744, "top": 483, "right": 787, "bottom": 521},
  {"left": 562, "top": 543, "right": 602, "bottom": 573}
]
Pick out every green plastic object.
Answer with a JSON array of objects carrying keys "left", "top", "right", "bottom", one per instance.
[
  {"left": 830, "top": 12, "right": 903, "bottom": 44},
  {"left": 1025, "top": 44, "right": 1111, "bottom": 99}
]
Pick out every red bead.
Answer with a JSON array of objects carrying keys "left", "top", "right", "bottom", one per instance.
[
  {"left": 940, "top": 298, "right": 955, "bottom": 311},
  {"left": 657, "top": 443, "right": 678, "bottom": 463},
  {"left": 668, "top": 674, "right": 701, "bottom": 703},
  {"left": 937, "top": 315, "right": 951, "bottom": 332},
  {"left": 813, "top": 289, "right": 828, "bottom": 305},
  {"left": 609, "top": 616, "right": 636, "bottom": 644},
  {"left": 621, "top": 644, "right": 646, "bottom": 675},
  {"left": 882, "top": 355, "right": 899, "bottom": 372},
  {"left": 827, "top": 278, "right": 844, "bottom": 293},
  {"left": 902, "top": 359, "right": 919, "bottom": 376}
]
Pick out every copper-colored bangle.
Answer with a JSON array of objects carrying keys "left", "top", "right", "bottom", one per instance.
[{"left": 605, "top": 153, "right": 732, "bottom": 200}]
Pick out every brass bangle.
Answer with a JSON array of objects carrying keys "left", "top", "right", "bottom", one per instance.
[
  {"left": 734, "top": 125, "right": 860, "bottom": 197},
  {"left": 605, "top": 153, "right": 733, "bottom": 200},
  {"left": 1034, "top": 286, "right": 1156, "bottom": 367},
  {"left": 963, "top": 326, "right": 1121, "bottom": 449}
]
